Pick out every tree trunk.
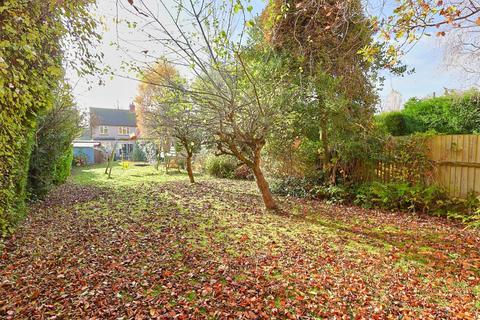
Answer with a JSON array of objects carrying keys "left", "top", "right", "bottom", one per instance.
[
  {"left": 251, "top": 163, "right": 278, "bottom": 210},
  {"left": 186, "top": 153, "right": 194, "bottom": 183}
]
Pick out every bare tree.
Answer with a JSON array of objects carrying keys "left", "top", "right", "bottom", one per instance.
[
  {"left": 442, "top": 28, "right": 480, "bottom": 85},
  {"left": 118, "top": 0, "right": 288, "bottom": 209}
]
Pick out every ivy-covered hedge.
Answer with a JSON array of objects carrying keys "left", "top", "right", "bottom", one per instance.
[
  {"left": 0, "top": 2, "right": 59, "bottom": 236},
  {"left": 0, "top": 0, "right": 100, "bottom": 237}
]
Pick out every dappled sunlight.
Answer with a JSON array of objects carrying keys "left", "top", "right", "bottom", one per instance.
[
  {"left": 2, "top": 175, "right": 479, "bottom": 318},
  {"left": 3, "top": 0, "right": 480, "bottom": 318},
  {"left": 70, "top": 162, "right": 200, "bottom": 187}
]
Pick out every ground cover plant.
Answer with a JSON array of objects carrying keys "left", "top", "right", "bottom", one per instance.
[{"left": 1, "top": 164, "right": 479, "bottom": 319}]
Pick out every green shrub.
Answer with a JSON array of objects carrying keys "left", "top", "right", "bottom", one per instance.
[
  {"left": 353, "top": 181, "right": 447, "bottom": 213},
  {"left": 54, "top": 147, "right": 73, "bottom": 184},
  {"left": 398, "top": 89, "right": 480, "bottom": 135},
  {"left": 132, "top": 143, "right": 147, "bottom": 162},
  {"left": 461, "top": 207, "right": 480, "bottom": 228},
  {"left": 449, "top": 89, "right": 480, "bottom": 134},
  {"left": 205, "top": 154, "right": 238, "bottom": 178},
  {"left": 310, "top": 184, "right": 350, "bottom": 204},
  {"left": 27, "top": 86, "right": 80, "bottom": 200},
  {"left": 271, "top": 176, "right": 349, "bottom": 203},
  {"left": 0, "top": 132, "right": 35, "bottom": 237},
  {"left": 272, "top": 177, "right": 480, "bottom": 226},
  {"left": 376, "top": 112, "right": 414, "bottom": 136},
  {"left": 402, "top": 96, "right": 452, "bottom": 134},
  {"left": 271, "top": 176, "right": 323, "bottom": 198}
]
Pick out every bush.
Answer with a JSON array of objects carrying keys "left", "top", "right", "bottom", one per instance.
[
  {"left": 132, "top": 143, "right": 147, "bottom": 162},
  {"left": 402, "top": 96, "right": 452, "bottom": 134},
  {"left": 458, "top": 206, "right": 480, "bottom": 228},
  {"left": 310, "top": 184, "right": 350, "bottom": 204},
  {"left": 54, "top": 147, "right": 74, "bottom": 184},
  {"left": 376, "top": 112, "right": 414, "bottom": 136},
  {"left": 205, "top": 154, "right": 237, "bottom": 178},
  {"left": 449, "top": 89, "right": 480, "bottom": 134},
  {"left": 27, "top": 86, "right": 80, "bottom": 200},
  {"left": 353, "top": 181, "right": 447, "bottom": 213},
  {"left": 0, "top": 133, "right": 35, "bottom": 236},
  {"left": 271, "top": 176, "right": 322, "bottom": 198},
  {"left": 391, "top": 89, "right": 480, "bottom": 135},
  {"left": 271, "top": 176, "right": 349, "bottom": 203}
]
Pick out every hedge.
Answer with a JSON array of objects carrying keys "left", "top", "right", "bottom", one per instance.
[
  {"left": 0, "top": 0, "right": 99, "bottom": 237},
  {"left": 378, "top": 89, "right": 480, "bottom": 136}
]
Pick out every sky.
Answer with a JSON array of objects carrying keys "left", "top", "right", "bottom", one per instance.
[{"left": 69, "top": 0, "right": 470, "bottom": 112}]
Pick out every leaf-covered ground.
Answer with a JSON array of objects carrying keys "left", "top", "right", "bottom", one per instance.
[{"left": 1, "top": 164, "right": 480, "bottom": 319}]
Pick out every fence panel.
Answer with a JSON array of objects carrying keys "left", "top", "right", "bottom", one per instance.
[
  {"left": 427, "top": 135, "right": 480, "bottom": 198},
  {"left": 373, "top": 135, "right": 480, "bottom": 198}
]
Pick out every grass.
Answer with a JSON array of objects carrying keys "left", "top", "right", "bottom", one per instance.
[
  {"left": 70, "top": 161, "right": 197, "bottom": 186},
  {"left": 1, "top": 162, "right": 479, "bottom": 318}
]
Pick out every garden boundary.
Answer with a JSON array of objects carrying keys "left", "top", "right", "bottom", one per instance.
[
  {"left": 428, "top": 135, "right": 480, "bottom": 198},
  {"left": 374, "top": 135, "right": 480, "bottom": 198}
]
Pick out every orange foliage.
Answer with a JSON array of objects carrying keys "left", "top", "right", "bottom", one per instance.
[{"left": 134, "top": 61, "right": 178, "bottom": 138}]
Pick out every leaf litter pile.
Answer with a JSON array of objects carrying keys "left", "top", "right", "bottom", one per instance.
[{"left": 1, "top": 179, "right": 480, "bottom": 319}]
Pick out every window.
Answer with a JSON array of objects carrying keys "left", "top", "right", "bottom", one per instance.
[
  {"left": 118, "top": 127, "right": 130, "bottom": 135},
  {"left": 121, "top": 144, "right": 134, "bottom": 155},
  {"left": 100, "top": 126, "right": 108, "bottom": 135}
]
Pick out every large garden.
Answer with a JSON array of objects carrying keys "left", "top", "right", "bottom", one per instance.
[
  {"left": 1, "top": 164, "right": 479, "bottom": 318},
  {"left": 1, "top": 0, "right": 480, "bottom": 318}
]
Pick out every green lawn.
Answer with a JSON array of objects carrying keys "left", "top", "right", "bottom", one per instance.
[
  {"left": 70, "top": 161, "right": 199, "bottom": 186},
  {"left": 1, "top": 163, "right": 479, "bottom": 318}
]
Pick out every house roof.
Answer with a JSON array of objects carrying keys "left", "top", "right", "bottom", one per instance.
[{"left": 90, "top": 107, "right": 137, "bottom": 127}]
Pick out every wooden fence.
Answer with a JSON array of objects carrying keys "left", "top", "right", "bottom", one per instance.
[
  {"left": 428, "top": 135, "right": 480, "bottom": 198},
  {"left": 374, "top": 135, "right": 480, "bottom": 198}
]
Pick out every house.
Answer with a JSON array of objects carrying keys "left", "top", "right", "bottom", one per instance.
[{"left": 89, "top": 104, "right": 139, "bottom": 160}]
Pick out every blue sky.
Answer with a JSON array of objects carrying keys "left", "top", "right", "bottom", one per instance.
[
  {"left": 377, "top": 35, "right": 466, "bottom": 110},
  {"left": 70, "top": 0, "right": 469, "bottom": 112}
]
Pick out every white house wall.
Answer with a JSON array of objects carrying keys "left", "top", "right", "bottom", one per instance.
[{"left": 91, "top": 125, "right": 137, "bottom": 140}]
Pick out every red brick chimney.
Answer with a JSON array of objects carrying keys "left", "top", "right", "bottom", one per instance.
[{"left": 129, "top": 103, "right": 135, "bottom": 112}]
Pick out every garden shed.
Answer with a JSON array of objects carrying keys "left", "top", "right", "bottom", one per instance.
[{"left": 73, "top": 142, "right": 100, "bottom": 165}]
